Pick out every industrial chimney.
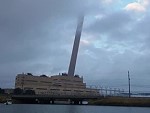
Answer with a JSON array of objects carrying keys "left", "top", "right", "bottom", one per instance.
[{"left": 68, "top": 15, "right": 84, "bottom": 76}]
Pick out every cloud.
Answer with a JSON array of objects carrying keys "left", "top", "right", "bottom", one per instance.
[
  {"left": 141, "top": 0, "right": 150, "bottom": 6},
  {"left": 124, "top": 0, "right": 150, "bottom": 12},
  {"left": 86, "top": 11, "right": 132, "bottom": 37},
  {"left": 102, "top": 0, "right": 119, "bottom": 4},
  {"left": 80, "top": 39, "right": 90, "bottom": 46},
  {"left": 103, "top": 0, "right": 113, "bottom": 4},
  {"left": 125, "top": 2, "right": 145, "bottom": 12},
  {"left": 0, "top": 0, "right": 150, "bottom": 91},
  {"left": 80, "top": 7, "right": 150, "bottom": 91}
]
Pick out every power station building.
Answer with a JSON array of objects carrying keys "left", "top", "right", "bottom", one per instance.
[
  {"left": 15, "top": 15, "right": 100, "bottom": 97},
  {"left": 15, "top": 73, "right": 99, "bottom": 96}
]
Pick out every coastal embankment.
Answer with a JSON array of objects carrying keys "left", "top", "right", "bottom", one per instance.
[{"left": 89, "top": 97, "right": 150, "bottom": 107}]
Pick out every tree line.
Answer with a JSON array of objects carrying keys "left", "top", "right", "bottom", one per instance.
[{"left": 0, "top": 88, "right": 35, "bottom": 95}]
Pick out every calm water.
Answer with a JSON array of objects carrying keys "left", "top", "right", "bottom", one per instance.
[{"left": 0, "top": 104, "right": 150, "bottom": 113}]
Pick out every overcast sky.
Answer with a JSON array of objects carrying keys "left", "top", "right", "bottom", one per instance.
[{"left": 0, "top": 0, "right": 150, "bottom": 92}]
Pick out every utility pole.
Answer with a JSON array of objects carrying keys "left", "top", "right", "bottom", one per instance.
[{"left": 128, "top": 71, "right": 131, "bottom": 98}]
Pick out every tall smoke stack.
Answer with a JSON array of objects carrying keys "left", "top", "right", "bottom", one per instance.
[{"left": 68, "top": 15, "right": 84, "bottom": 76}]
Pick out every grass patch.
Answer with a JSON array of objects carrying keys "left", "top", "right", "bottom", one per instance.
[{"left": 89, "top": 97, "right": 150, "bottom": 107}]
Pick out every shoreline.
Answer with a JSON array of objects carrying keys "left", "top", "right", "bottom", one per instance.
[
  {"left": 88, "top": 97, "right": 150, "bottom": 107},
  {"left": 1, "top": 94, "right": 150, "bottom": 107}
]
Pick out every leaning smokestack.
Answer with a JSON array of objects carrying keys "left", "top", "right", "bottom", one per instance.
[{"left": 68, "top": 15, "right": 84, "bottom": 76}]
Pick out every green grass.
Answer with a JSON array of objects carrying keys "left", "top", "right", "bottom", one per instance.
[{"left": 89, "top": 97, "right": 150, "bottom": 107}]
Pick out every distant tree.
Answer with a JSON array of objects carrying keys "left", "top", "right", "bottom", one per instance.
[
  {"left": 40, "top": 75, "right": 47, "bottom": 77},
  {"left": 0, "top": 88, "right": 5, "bottom": 94},
  {"left": 27, "top": 73, "right": 33, "bottom": 76},
  {"left": 24, "top": 90, "right": 35, "bottom": 95},
  {"left": 14, "top": 88, "right": 23, "bottom": 95}
]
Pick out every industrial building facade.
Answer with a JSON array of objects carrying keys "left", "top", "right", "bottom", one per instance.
[{"left": 15, "top": 73, "right": 99, "bottom": 96}]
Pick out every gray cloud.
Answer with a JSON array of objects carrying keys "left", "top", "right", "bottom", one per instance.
[
  {"left": 88, "top": 11, "right": 132, "bottom": 33},
  {"left": 78, "top": 10, "right": 150, "bottom": 91},
  {"left": 0, "top": 0, "right": 150, "bottom": 92}
]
